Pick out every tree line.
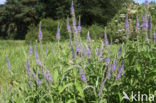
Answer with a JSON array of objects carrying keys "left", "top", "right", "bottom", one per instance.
[{"left": 0, "top": 0, "right": 127, "bottom": 40}]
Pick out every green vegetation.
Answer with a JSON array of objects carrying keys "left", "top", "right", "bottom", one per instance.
[
  {"left": 0, "top": 0, "right": 156, "bottom": 103},
  {"left": 0, "top": 0, "right": 127, "bottom": 40}
]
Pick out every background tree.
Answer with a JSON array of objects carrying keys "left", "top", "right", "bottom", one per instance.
[{"left": 0, "top": 0, "right": 127, "bottom": 40}]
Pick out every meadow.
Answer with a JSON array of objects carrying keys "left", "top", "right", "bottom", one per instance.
[{"left": 0, "top": 1, "right": 156, "bottom": 103}]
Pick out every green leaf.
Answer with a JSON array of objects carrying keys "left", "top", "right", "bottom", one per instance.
[{"left": 59, "top": 83, "right": 73, "bottom": 94}]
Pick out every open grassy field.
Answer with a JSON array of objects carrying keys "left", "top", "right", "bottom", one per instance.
[
  {"left": 0, "top": 1, "right": 156, "bottom": 103},
  {"left": 0, "top": 39, "right": 155, "bottom": 103}
]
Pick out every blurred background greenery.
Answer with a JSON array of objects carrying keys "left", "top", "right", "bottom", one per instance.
[{"left": 0, "top": 0, "right": 155, "bottom": 43}]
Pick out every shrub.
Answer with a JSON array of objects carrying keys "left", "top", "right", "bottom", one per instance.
[
  {"left": 81, "top": 24, "right": 105, "bottom": 40},
  {"left": 25, "top": 18, "right": 68, "bottom": 43}
]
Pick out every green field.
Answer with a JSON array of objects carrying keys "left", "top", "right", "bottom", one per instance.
[
  {"left": 0, "top": 39, "right": 155, "bottom": 103},
  {"left": 0, "top": 1, "right": 156, "bottom": 103}
]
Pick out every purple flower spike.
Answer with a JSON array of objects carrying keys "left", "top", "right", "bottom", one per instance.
[
  {"left": 81, "top": 73, "right": 87, "bottom": 83},
  {"left": 43, "top": 69, "right": 53, "bottom": 83},
  {"left": 5, "top": 56, "right": 11, "bottom": 71},
  {"left": 116, "top": 61, "right": 125, "bottom": 81},
  {"left": 26, "top": 59, "right": 30, "bottom": 76},
  {"left": 36, "top": 59, "right": 42, "bottom": 67},
  {"left": 72, "top": 65, "right": 87, "bottom": 85},
  {"left": 71, "top": 46, "right": 75, "bottom": 58},
  {"left": 112, "top": 59, "right": 117, "bottom": 71},
  {"left": 33, "top": 73, "right": 42, "bottom": 85},
  {"left": 87, "top": 31, "right": 91, "bottom": 43},
  {"left": 56, "top": 24, "right": 60, "bottom": 41},
  {"left": 148, "top": 16, "right": 152, "bottom": 38},
  {"left": 80, "top": 43, "right": 83, "bottom": 53},
  {"left": 99, "top": 42, "right": 104, "bottom": 58},
  {"left": 78, "top": 16, "right": 82, "bottom": 32},
  {"left": 87, "top": 46, "right": 91, "bottom": 57},
  {"left": 35, "top": 44, "right": 39, "bottom": 59},
  {"left": 72, "top": 17, "right": 78, "bottom": 34},
  {"left": 51, "top": 46, "right": 55, "bottom": 54},
  {"left": 29, "top": 43, "right": 33, "bottom": 57},
  {"left": 67, "top": 17, "right": 71, "bottom": 32},
  {"left": 118, "top": 46, "right": 122, "bottom": 57},
  {"left": 142, "top": 13, "right": 148, "bottom": 31},
  {"left": 148, "top": 16, "right": 152, "bottom": 30},
  {"left": 106, "top": 63, "right": 111, "bottom": 80},
  {"left": 125, "top": 13, "right": 129, "bottom": 33},
  {"left": 104, "top": 32, "right": 109, "bottom": 47},
  {"left": 135, "top": 17, "right": 140, "bottom": 33},
  {"left": 38, "top": 23, "right": 43, "bottom": 41},
  {"left": 35, "top": 44, "right": 42, "bottom": 67},
  {"left": 83, "top": 46, "right": 87, "bottom": 56},
  {"left": 70, "top": 1, "right": 75, "bottom": 16},
  {"left": 27, "top": 81, "right": 33, "bottom": 88},
  {"left": 79, "top": 66, "right": 87, "bottom": 85},
  {"left": 145, "top": 0, "right": 149, "bottom": 9},
  {"left": 95, "top": 48, "right": 99, "bottom": 56},
  {"left": 105, "top": 57, "right": 109, "bottom": 64},
  {"left": 98, "top": 78, "right": 106, "bottom": 96},
  {"left": 69, "top": 34, "right": 72, "bottom": 47},
  {"left": 154, "top": 32, "right": 156, "bottom": 43}
]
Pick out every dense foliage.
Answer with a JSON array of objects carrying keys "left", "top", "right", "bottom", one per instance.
[
  {"left": 106, "top": 3, "right": 156, "bottom": 43},
  {"left": 0, "top": 1, "right": 156, "bottom": 103},
  {"left": 0, "top": 0, "right": 127, "bottom": 40}
]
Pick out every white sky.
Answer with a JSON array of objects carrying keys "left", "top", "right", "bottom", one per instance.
[{"left": 0, "top": 0, "right": 6, "bottom": 4}]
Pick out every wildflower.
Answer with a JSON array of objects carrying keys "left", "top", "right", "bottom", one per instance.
[
  {"left": 66, "top": 17, "right": 71, "bottom": 32},
  {"left": 70, "top": 1, "right": 75, "bottom": 16},
  {"left": 35, "top": 44, "right": 42, "bottom": 67},
  {"left": 87, "top": 31, "right": 91, "bottom": 43},
  {"left": 38, "top": 23, "right": 43, "bottom": 41},
  {"left": 116, "top": 61, "right": 125, "bottom": 81},
  {"left": 148, "top": 16, "right": 152, "bottom": 37},
  {"left": 29, "top": 43, "right": 33, "bottom": 57},
  {"left": 75, "top": 40, "right": 83, "bottom": 56},
  {"left": 33, "top": 73, "right": 42, "bottom": 85},
  {"left": 99, "top": 42, "right": 104, "bottom": 58},
  {"left": 81, "top": 73, "right": 87, "bottom": 84},
  {"left": 87, "top": 46, "right": 91, "bottom": 57},
  {"left": 104, "top": 31, "right": 109, "bottom": 47},
  {"left": 118, "top": 46, "right": 122, "bottom": 57},
  {"left": 5, "top": 56, "right": 11, "bottom": 71},
  {"left": 71, "top": 45, "right": 75, "bottom": 58},
  {"left": 142, "top": 13, "right": 148, "bottom": 31},
  {"left": 72, "top": 17, "right": 78, "bottom": 34},
  {"left": 74, "top": 65, "right": 87, "bottom": 85},
  {"left": 106, "top": 60, "right": 111, "bottom": 79},
  {"left": 148, "top": 16, "right": 152, "bottom": 30},
  {"left": 145, "top": 0, "right": 149, "bottom": 9},
  {"left": 112, "top": 59, "right": 117, "bottom": 71},
  {"left": 135, "top": 17, "right": 140, "bottom": 34},
  {"left": 51, "top": 45, "right": 55, "bottom": 54},
  {"left": 56, "top": 24, "right": 60, "bottom": 41},
  {"left": 83, "top": 46, "right": 87, "bottom": 56},
  {"left": 98, "top": 78, "right": 106, "bottom": 96},
  {"left": 27, "top": 81, "right": 33, "bottom": 88},
  {"left": 43, "top": 69, "right": 53, "bottom": 83},
  {"left": 78, "top": 16, "right": 81, "bottom": 32},
  {"left": 95, "top": 48, "right": 99, "bottom": 56},
  {"left": 154, "top": 32, "right": 156, "bottom": 43},
  {"left": 105, "top": 57, "right": 109, "bottom": 65},
  {"left": 77, "top": 47, "right": 81, "bottom": 55},
  {"left": 125, "top": 13, "right": 129, "bottom": 33},
  {"left": 106, "top": 63, "right": 111, "bottom": 79},
  {"left": 26, "top": 59, "right": 30, "bottom": 76},
  {"left": 69, "top": 34, "right": 72, "bottom": 47}
]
